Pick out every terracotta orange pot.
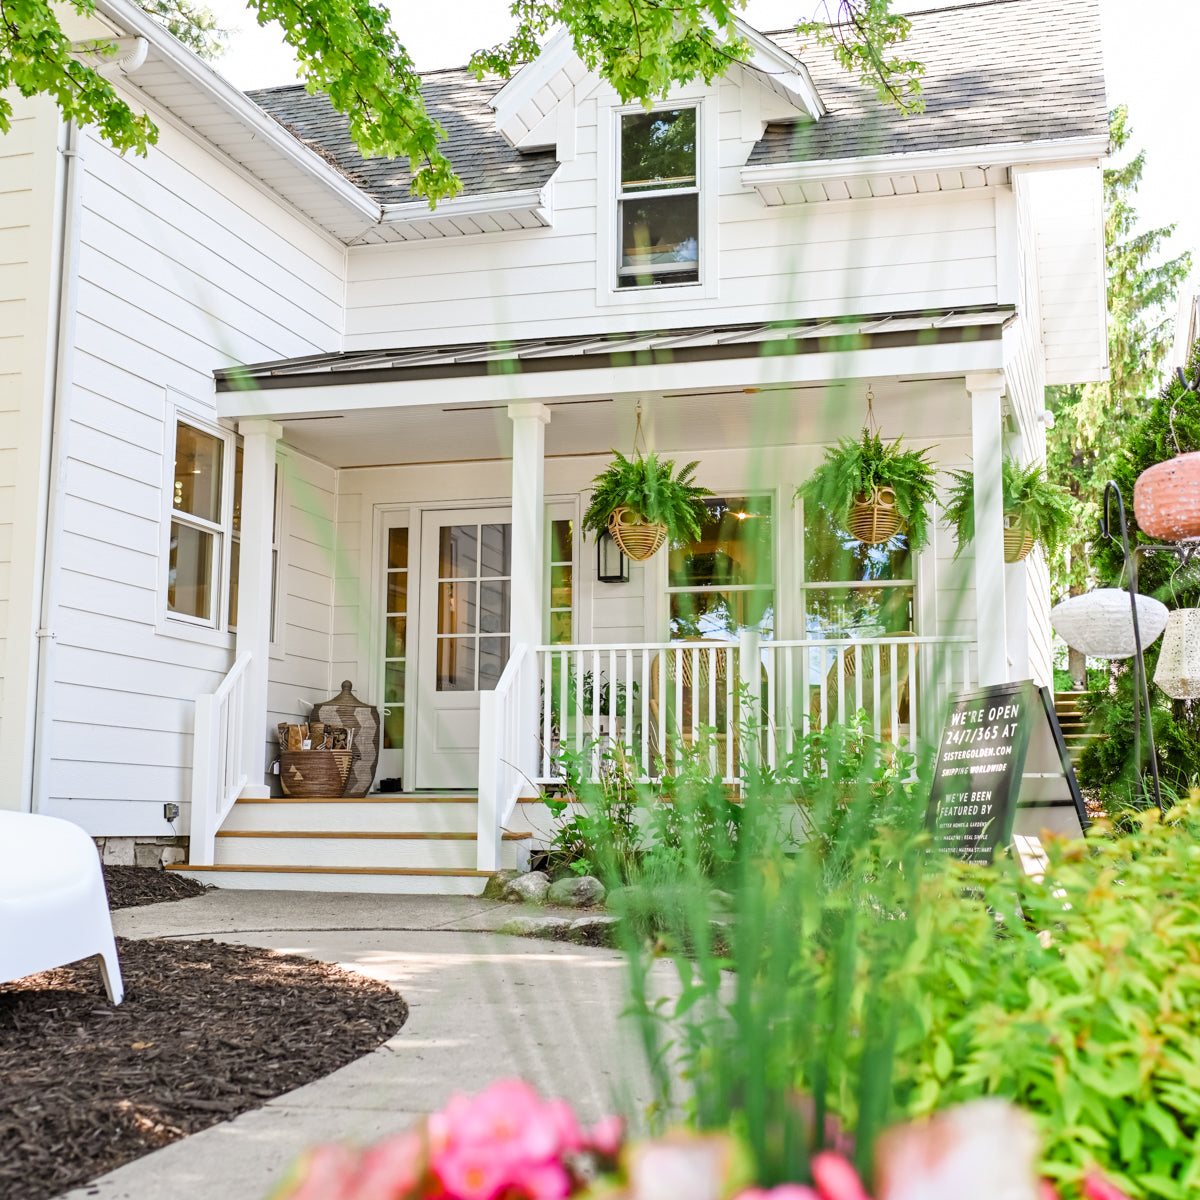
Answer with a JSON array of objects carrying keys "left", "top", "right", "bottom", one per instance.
[{"left": 1134, "top": 452, "right": 1200, "bottom": 541}]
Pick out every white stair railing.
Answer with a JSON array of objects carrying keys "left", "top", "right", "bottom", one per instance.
[
  {"left": 533, "top": 635, "right": 974, "bottom": 786},
  {"left": 477, "top": 643, "right": 535, "bottom": 871},
  {"left": 189, "top": 652, "right": 251, "bottom": 866}
]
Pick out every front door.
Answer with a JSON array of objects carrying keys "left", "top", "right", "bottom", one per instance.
[{"left": 415, "top": 509, "right": 512, "bottom": 789}]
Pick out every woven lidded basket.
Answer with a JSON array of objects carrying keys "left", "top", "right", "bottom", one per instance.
[
  {"left": 278, "top": 749, "right": 352, "bottom": 798},
  {"left": 1004, "top": 516, "right": 1035, "bottom": 563},
  {"left": 608, "top": 506, "right": 668, "bottom": 561},
  {"left": 847, "top": 486, "right": 905, "bottom": 546}
]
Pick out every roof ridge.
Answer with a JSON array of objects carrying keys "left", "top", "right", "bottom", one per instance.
[{"left": 764, "top": 0, "right": 1021, "bottom": 35}]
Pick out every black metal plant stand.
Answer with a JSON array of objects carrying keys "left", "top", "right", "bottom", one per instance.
[{"left": 1098, "top": 481, "right": 1164, "bottom": 816}]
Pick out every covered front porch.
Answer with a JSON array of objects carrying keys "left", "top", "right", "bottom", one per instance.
[{"left": 190, "top": 313, "right": 1029, "bottom": 878}]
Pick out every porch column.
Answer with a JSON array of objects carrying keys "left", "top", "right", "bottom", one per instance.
[
  {"left": 967, "top": 373, "right": 1008, "bottom": 686},
  {"left": 236, "top": 418, "right": 281, "bottom": 797},
  {"left": 508, "top": 404, "right": 550, "bottom": 648},
  {"left": 508, "top": 403, "right": 551, "bottom": 786}
]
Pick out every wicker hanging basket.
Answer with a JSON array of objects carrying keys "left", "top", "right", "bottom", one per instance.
[
  {"left": 1003, "top": 515, "right": 1035, "bottom": 563},
  {"left": 607, "top": 506, "right": 668, "bottom": 561},
  {"left": 847, "top": 486, "right": 906, "bottom": 546},
  {"left": 278, "top": 749, "right": 353, "bottom": 798}
]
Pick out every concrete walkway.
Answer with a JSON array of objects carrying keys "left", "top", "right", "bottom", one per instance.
[{"left": 62, "top": 891, "right": 660, "bottom": 1200}]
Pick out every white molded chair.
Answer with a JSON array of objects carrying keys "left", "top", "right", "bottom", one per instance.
[{"left": 0, "top": 811, "right": 124, "bottom": 1003}]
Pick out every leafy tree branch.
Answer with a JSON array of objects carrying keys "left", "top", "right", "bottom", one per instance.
[{"left": 2, "top": 0, "right": 916, "bottom": 203}]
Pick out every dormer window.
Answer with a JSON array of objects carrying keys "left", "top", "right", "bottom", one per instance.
[{"left": 618, "top": 107, "right": 699, "bottom": 288}]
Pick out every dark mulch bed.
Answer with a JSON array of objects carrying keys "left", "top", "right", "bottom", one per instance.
[
  {"left": 0, "top": 938, "right": 409, "bottom": 1200},
  {"left": 102, "top": 866, "right": 208, "bottom": 909}
]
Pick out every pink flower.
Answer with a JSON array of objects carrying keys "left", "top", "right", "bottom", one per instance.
[
  {"left": 1039, "top": 1183, "right": 1061, "bottom": 1200},
  {"left": 586, "top": 1115, "right": 625, "bottom": 1159},
  {"left": 434, "top": 1145, "right": 511, "bottom": 1200},
  {"left": 627, "top": 1131, "right": 745, "bottom": 1200},
  {"left": 347, "top": 1130, "right": 427, "bottom": 1200},
  {"left": 810, "top": 1153, "right": 870, "bottom": 1200},
  {"left": 428, "top": 1080, "right": 584, "bottom": 1200},
  {"left": 734, "top": 1187, "right": 820, "bottom": 1200},
  {"left": 1082, "top": 1175, "right": 1133, "bottom": 1200},
  {"left": 271, "top": 1144, "right": 360, "bottom": 1200}
]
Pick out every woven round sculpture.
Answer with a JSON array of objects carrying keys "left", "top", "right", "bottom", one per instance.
[
  {"left": 1134, "top": 452, "right": 1200, "bottom": 541},
  {"left": 278, "top": 749, "right": 352, "bottom": 798},
  {"left": 313, "top": 681, "right": 380, "bottom": 798},
  {"left": 847, "top": 487, "right": 905, "bottom": 546},
  {"left": 1153, "top": 608, "right": 1200, "bottom": 699},
  {"left": 1051, "top": 588, "right": 1169, "bottom": 660},
  {"left": 1004, "top": 516, "right": 1035, "bottom": 563},
  {"left": 607, "top": 506, "right": 668, "bottom": 561}
]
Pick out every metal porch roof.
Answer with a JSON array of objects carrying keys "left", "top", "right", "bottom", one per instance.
[{"left": 215, "top": 306, "right": 1015, "bottom": 392}]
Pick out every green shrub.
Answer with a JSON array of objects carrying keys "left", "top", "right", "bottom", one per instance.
[{"left": 612, "top": 724, "right": 1200, "bottom": 1196}]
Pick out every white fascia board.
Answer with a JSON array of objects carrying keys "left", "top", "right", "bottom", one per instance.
[
  {"left": 490, "top": 27, "right": 578, "bottom": 149},
  {"left": 90, "top": 0, "right": 381, "bottom": 223},
  {"left": 380, "top": 186, "right": 552, "bottom": 228},
  {"left": 217, "top": 338, "right": 1002, "bottom": 420},
  {"left": 741, "top": 136, "right": 1111, "bottom": 191},
  {"left": 731, "top": 18, "right": 825, "bottom": 120}
]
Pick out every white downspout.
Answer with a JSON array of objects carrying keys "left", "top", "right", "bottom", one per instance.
[{"left": 29, "top": 118, "right": 85, "bottom": 812}]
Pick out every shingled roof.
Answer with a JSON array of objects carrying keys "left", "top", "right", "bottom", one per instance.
[
  {"left": 245, "top": 0, "right": 1105, "bottom": 206},
  {"left": 752, "top": 0, "right": 1107, "bottom": 166},
  {"left": 247, "top": 70, "right": 558, "bottom": 204}
]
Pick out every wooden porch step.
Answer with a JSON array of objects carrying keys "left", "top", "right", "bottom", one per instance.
[
  {"left": 235, "top": 794, "right": 478, "bottom": 803},
  {"left": 215, "top": 830, "right": 531, "bottom": 840},
  {"left": 170, "top": 864, "right": 493, "bottom": 876},
  {"left": 167, "top": 863, "right": 494, "bottom": 895}
]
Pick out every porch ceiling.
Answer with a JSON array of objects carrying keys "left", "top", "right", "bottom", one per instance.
[{"left": 275, "top": 377, "right": 974, "bottom": 470}]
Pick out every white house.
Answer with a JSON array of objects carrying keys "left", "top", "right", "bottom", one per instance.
[{"left": 0, "top": 0, "right": 1109, "bottom": 891}]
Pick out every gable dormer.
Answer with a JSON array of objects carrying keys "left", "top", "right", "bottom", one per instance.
[{"left": 489, "top": 20, "right": 825, "bottom": 155}]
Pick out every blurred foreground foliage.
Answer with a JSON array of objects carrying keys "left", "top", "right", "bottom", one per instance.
[{"left": 549, "top": 723, "right": 1200, "bottom": 1198}]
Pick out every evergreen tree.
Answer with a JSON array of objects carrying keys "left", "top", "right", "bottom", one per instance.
[{"left": 1075, "top": 341, "right": 1200, "bottom": 806}]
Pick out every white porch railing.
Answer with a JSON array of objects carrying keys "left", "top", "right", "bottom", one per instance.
[
  {"left": 477, "top": 643, "right": 538, "bottom": 871},
  {"left": 533, "top": 634, "right": 975, "bottom": 785},
  {"left": 189, "top": 652, "right": 251, "bottom": 866}
]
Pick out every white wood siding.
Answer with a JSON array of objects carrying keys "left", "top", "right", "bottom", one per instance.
[
  {"left": 1005, "top": 171, "right": 1053, "bottom": 687},
  {"left": 41, "top": 114, "right": 345, "bottom": 835},
  {"left": 0, "top": 94, "right": 61, "bottom": 810},
  {"left": 1026, "top": 164, "right": 1107, "bottom": 387},
  {"left": 342, "top": 73, "right": 999, "bottom": 349}
]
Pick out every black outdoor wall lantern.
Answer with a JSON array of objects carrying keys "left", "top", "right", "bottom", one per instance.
[{"left": 597, "top": 528, "right": 630, "bottom": 583}]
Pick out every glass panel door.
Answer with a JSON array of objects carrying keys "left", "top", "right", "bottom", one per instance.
[{"left": 416, "top": 509, "right": 512, "bottom": 790}]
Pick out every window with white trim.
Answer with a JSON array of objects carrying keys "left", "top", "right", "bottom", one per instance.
[
  {"left": 168, "top": 419, "right": 277, "bottom": 634},
  {"left": 169, "top": 420, "right": 227, "bottom": 626},
  {"left": 618, "top": 106, "right": 699, "bottom": 289}
]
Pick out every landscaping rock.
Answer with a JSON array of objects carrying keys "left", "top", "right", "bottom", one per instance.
[
  {"left": 482, "top": 869, "right": 520, "bottom": 900},
  {"left": 497, "top": 916, "right": 573, "bottom": 939},
  {"left": 568, "top": 915, "right": 620, "bottom": 947},
  {"left": 502, "top": 870, "right": 551, "bottom": 904},
  {"left": 547, "top": 875, "right": 606, "bottom": 908}
]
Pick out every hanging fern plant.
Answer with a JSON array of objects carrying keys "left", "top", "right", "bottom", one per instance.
[
  {"left": 797, "top": 428, "right": 939, "bottom": 551},
  {"left": 941, "top": 456, "right": 1076, "bottom": 561},
  {"left": 582, "top": 450, "right": 713, "bottom": 545}
]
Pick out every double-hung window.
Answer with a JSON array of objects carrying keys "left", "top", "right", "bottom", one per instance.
[
  {"left": 168, "top": 418, "right": 277, "bottom": 635},
  {"left": 169, "top": 421, "right": 227, "bottom": 626},
  {"left": 618, "top": 107, "right": 700, "bottom": 289}
]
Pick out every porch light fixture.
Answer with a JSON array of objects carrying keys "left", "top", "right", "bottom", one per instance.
[{"left": 597, "top": 528, "right": 630, "bottom": 583}]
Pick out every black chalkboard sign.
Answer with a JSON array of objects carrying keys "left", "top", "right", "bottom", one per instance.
[{"left": 929, "top": 681, "right": 1088, "bottom": 866}]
